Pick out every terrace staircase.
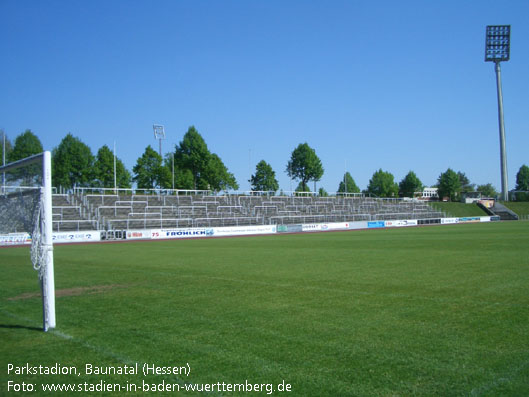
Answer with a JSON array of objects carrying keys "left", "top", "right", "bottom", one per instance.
[{"left": 489, "top": 202, "right": 519, "bottom": 221}]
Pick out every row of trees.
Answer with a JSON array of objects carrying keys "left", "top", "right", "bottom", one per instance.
[
  {"left": 2, "top": 128, "right": 528, "bottom": 201},
  {"left": 1, "top": 127, "right": 239, "bottom": 191},
  {"left": 132, "top": 127, "right": 239, "bottom": 191}
]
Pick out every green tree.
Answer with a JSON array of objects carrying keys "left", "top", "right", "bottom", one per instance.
[
  {"left": 515, "top": 164, "right": 529, "bottom": 201},
  {"left": 9, "top": 129, "right": 43, "bottom": 162},
  {"left": 366, "top": 169, "right": 399, "bottom": 198},
  {"left": 457, "top": 171, "right": 474, "bottom": 193},
  {"left": 318, "top": 187, "right": 329, "bottom": 197},
  {"left": 399, "top": 171, "right": 423, "bottom": 198},
  {"left": 295, "top": 181, "right": 311, "bottom": 195},
  {"left": 337, "top": 172, "right": 360, "bottom": 194},
  {"left": 175, "top": 126, "right": 211, "bottom": 189},
  {"left": 286, "top": 143, "right": 324, "bottom": 192},
  {"left": 515, "top": 165, "right": 529, "bottom": 191},
  {"left": 204, "top": 153, "right": 239, "bottom": 192},
  {"left": 476, "top": 183, "right": 498, "bottom": 198},
  {"left": 250, "top": 160, "right": 279, "bottom": 192},
  {"left": 93, "top": 145, "right": 132, "bottom": 189},
  {"left": 437, "top": 168, "right": 461, "bottom": 201},
  {"left": 133, "top": 145, "right": 170, "bottom": 189},
  {"left": 174, "top": 126, "right": 238, "bottom": 191},
  {"left": 52, "top": 133, "right": 95, "bottom": 188},
  {"left": 163, "top": 153, "right": 195, "bottom": 190}
]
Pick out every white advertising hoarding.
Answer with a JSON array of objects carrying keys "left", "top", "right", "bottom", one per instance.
[
  {"left": 126, "top": 230, "right": 153, "bottom": 240},
  {"left": 1, "top": 231, "right": 101, "bottom": 245},
  {"left": 53, "top": 231, "right": 101, "bottom": 244},
  {"left": 151, "top": 228, "right": 209, "bottom": 239},
  {"left": 384, "top": 220, "right": 418, "bottom": 228},
  {"left": 301, "top": 222, "right": 349, "bottom": 232},
  {"left": 209, "top": 225, "right": 277, "bottom": 237},
  {"left": 0, "top": 233, "right": 31, "bottom": 245},
  {"left": 149, "top": 225, "right": 277, "bottom": 240}
]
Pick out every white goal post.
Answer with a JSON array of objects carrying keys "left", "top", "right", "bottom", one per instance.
[{"left": 0, "top": 151, "right": 56, "bottom": 331}]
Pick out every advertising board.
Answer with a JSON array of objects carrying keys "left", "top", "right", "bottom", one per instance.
[
  {"left": 0, "top": 233, "right": 31, "bottom": 245},
  {"left": 210, "top": 225, "right": 277, "bottom": 237},
  {"left": 348, "top": 221, "right": 369, "bottom": 230},
  {"left": 149, "top": 225, "right": 277, "bottom": 240},
  {"left": 53, "top": 231, "right": 101, "bottom": 244},
  {"left": 458, "top": 217, "right": 481, "bottom": 223},
  {"left": 126, "top": 230, "right": 152, "bottom": 240},
  {"left": 384, "top": 220, "right": 418, "bottom": 228},
  {"left": 1, "top": 231, "right": 101, "bottom": 246},
  {"left": 151, "top": 228, "right": 208, "bottom": 239},
  {"left": 301, "top": 222, "right": 349, "bottom": 232}
]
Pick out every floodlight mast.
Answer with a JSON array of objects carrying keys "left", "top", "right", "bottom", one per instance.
[
  {"left": 153, "top": 124, "right": 166, "bottom": 157},
  {"left": 485, "top": 25, "right": 510, "bottom": 201}
]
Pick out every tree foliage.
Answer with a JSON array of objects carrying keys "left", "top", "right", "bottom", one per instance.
[
  {"left": 9, "top": 129, "right": 43, "bottom": 162},
  {"left": 366, "top": 169, "right": 398, "bottom": 198},
  {"left": 174, "top": 126, "right": 238, "bottom": 191},
  {"left": 295, "top": 181, "right": 311, "bottom": 194},
  {"left": 515, "top": 164, "right": 529, "bottom": 201},
  {"left": 250, "top": 160, "right": 279, "bottom": 192},
  {"left": 163, "top": 153, "right": 195, "bottom": 190},
  {"left": 318, "top": 187, "right": 329, "bottom": 197},
  {"left": 476, "top": 183, "right": 498, "bottom": 198},
  {"left": 286, "top": 143, "right": 324, "bottom": 192},
  {"left": 175, "top": 126, "right": 211, "bottom": 189},
  {"left": 52, "top": 133, "right": 95, "bottom": 188},
  {"left": 437, "top": 168, "right": 461, "bottom": 201},
  {"left": 337, "top": 172, "right": 360, "bottom": 194},
  {"left": 205, "top": 153, "right": 239, "bottom": 192},
  {"left": 93, "top": 145, "right": 132, "bottom": 189},
  {"left": 457, "top": 171, "right": 474, "bottom": 193},
  {"left": 133, "top": 145, "right": 170, "bottom": 189},
  {"left": 515, "top": 165, "right": 529, "bottom": 191},
  {"left": 399, "top": 171, "right": 423, "bottom": 198}
]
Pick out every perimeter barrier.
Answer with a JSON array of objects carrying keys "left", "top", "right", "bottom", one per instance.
[{"left": 0, "top": 216, "right": 500, "bottom": 246}]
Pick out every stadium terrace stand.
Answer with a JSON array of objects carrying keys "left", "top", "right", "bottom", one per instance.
[
  {"left": 52, "top": 194, "right": 98, "bottom": 232},
  {"left": 53, "top": 189, "right": 445, "bottom": 232}
]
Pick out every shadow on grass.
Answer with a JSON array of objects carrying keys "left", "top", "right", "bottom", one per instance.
[{"left": 0, "top": 324, "right": 42, "bottom": 332}]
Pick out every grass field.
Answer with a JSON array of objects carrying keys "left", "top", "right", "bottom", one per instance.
[
  {"left": 503, "top": 201, "right": 529, "bottom": 219},
  {"left": 428, "top": 202, "right": 488, "bottom": 217},
  {"left": 1, "top": 222, "right": 529, "bottom": 396}
]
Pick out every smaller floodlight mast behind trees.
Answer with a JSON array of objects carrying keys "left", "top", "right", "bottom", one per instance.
[
  {"left": 485, "top": 25, "right": 510, "bottom": 201},
  {"left": 153, "top": 124, "right": 165, "bottom": 158}
]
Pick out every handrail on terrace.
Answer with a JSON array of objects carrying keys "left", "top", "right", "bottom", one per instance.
[{"left": 71, "top": 186, "right": 378, "bottom": 199}]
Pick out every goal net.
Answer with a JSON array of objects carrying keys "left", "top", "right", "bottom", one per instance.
[{"left": 0, "top": 151, "right": 56, "bottom": 331}]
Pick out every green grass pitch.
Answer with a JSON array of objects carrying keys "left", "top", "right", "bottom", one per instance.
[{"left": 1, "top": 222, "right": 529, "bottom": 396}]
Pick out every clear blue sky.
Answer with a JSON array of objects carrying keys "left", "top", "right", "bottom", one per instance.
[{"left": 2, "top": 0, "right": 528, "bottom": 192}]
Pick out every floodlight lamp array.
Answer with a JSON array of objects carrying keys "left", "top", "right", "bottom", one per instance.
[
  {"left": 485, "top": 25, "right": 510, "bottom": 62},
  {"left": 153, "top": 124, "right": 166, "bottom": 139}
]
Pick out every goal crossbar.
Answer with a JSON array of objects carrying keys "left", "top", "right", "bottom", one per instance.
[{"left": 0, "top": 152, "right": 45, "bottom": 172}]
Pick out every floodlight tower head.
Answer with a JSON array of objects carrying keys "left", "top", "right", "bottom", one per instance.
[
  {"left": 153, "top": 124, "right": 166, "bottom": 157},
  {"left": 485, "top": 25, "right": 510, "bottom": 63}
]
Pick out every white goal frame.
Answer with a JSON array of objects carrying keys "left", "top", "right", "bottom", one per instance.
[{"left": 0, "top": 151, "right": 55, "bottom": 331}]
